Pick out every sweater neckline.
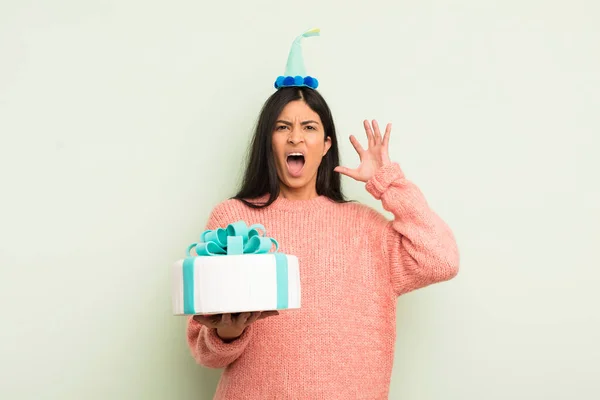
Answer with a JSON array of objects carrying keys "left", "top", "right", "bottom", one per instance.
[{"left": 250, "top": 194, "right": 334, "bottom": 212}]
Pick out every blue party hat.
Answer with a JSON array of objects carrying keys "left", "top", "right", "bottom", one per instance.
[{"left": 274, "top": 28, "right": 320, "bottom": 90}]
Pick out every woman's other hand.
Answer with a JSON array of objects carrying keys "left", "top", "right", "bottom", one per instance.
[
  {"left": 192, "top": 311, "right": 279, "bottom": 342},
  {"left": 334, "top": 119, "right": 392, "bottom": 182}
]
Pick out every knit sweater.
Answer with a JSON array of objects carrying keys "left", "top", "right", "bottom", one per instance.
[{"left": 186, "top": 162, "right": 459, "bottom": 399}]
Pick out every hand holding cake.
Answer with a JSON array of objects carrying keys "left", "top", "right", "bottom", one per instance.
[{"left": 193, "top": 311, "right": 279, "bottom": 342}]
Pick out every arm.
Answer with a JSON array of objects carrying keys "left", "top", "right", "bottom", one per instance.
[
  {"left": 185, "top": 203, "right": 253, "bottom": 368},
  {"left": 366, "top": 162, "right": 460, "bottom": 296},
  {"left": 187, "top": 317, "right": 254, "bottom": 369}
]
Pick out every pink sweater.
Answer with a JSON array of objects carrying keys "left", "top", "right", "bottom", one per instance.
[{"left": 186, "top": 163, "right": 459, "bottom": 399}]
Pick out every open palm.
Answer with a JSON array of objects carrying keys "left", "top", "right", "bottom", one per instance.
[{"left": 335, "top": 119, "right": 392, "bottom": 182}]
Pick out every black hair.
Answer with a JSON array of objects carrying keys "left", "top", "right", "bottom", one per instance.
[{"left": 233, "top": 87, "right": 349, "bottom": 208}]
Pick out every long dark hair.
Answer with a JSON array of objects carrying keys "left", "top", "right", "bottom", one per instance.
[{"left": 233, "top": 87, "right": 349, "bottom": 209}]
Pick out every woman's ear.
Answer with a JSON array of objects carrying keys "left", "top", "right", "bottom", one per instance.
[{"left": 323, "top": 136, "right": 332, "bottom": 156}]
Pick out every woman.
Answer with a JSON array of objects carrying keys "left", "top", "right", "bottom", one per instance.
[{"left": 186, "top": 86, "right": 460, "bottom": 399}]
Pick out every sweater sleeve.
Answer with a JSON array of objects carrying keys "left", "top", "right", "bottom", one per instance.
[
  {"left": 187, "top": 318, "right": 254, "bottom": 369},
  {"left": 365, "top": 162, "right": 460, "bottom": 296},
  {"left": 185, "top": 203, "right": 254, "bottom": 368}
]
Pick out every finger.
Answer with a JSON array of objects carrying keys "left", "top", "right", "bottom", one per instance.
[
  {"left": 334, "top": 166, "right": 363, "bottom": 181},
  {"left": 372, "top": 120, "right": 383, "bottom": 144},
  {"left": 349, "top": 135, "right": 365, "bottom": 156},
  {"left": 236, "top": 312, "right": 251, "bottom": 327},
  {"left": 192, "top": 315, "right": 216, "bottom": 328},
  {"left": 245, "top": 311, "right": 261, "bottom": 325},
  {"left": 363, "top": 119, "right": 375, "bottom": 147},
  {"left": 220, "top": 313, "right": 232, "bottom": 326},
  {"left": 382, "top": 122, "right": 392, "bottom": 148},
  {"left": 257, "top": 310, "right": 280, "bottom": 320}
]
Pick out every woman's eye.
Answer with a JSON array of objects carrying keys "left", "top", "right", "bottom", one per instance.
[
  {"left": 276, "top": 125, "right": 288, "bottom": 131},
  {"left": 306, "top": 125, "right": 315, "bottom": 130}
]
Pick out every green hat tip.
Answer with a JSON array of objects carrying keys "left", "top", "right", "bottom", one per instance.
[
  {"left": 275, "top": 28, "right": 320, "bottom": 90},
  {"left": 284, "top": 28, "right": 320, "bottom": 76}
]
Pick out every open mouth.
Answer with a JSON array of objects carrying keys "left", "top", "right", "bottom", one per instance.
[{"left": 286, "top": 153, "right": 305, "bottom": 177}]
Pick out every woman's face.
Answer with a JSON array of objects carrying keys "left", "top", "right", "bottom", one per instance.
[{"left": 271, "top": 100, "right": 331, "bottom": 195}]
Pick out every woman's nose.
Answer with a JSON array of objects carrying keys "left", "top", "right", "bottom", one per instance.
[{"left": 287, "top": 128, "right": 304, "bottom": 144}]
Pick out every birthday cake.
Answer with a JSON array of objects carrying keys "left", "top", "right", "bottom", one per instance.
[{"left": 172, "top": 220, "right": 301, "bottom": 315}]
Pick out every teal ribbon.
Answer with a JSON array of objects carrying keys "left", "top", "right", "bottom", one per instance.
[
  {"left": 182, "top": 220, "right": 288, "bottom": 314},
  {"left": 186, "top": 220, "right": 279, "bottom": 257}
]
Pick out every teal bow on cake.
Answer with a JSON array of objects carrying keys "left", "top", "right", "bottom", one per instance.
[{"left": 186, "top": 220, "right": 279, "bottom": 257}]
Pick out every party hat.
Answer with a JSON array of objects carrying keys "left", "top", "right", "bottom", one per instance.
[{"left": 274, "top": 28, "right": 320, "bottom": 90}]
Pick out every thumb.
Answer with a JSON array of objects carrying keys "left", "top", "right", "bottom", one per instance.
[{"left": 334, "top": 166, "right": 362, "bottom": 181}]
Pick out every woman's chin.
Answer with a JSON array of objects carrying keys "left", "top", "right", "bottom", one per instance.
[
  {"left": 283, "top": 177, "right": 306, "bottom": 188},
  {"left": 281, "top": 174, "right": 311, "bottom": 190}
]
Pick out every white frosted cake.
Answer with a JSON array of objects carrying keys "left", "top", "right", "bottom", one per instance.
[{"left": 172, "top": 220, "right": 301, "bottom": 315}]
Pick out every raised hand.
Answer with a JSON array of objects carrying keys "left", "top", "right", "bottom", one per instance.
[
  {"left": 193, "top": 311, "right": 279, "bottom": 342},
  {"left": 334, "top": 120, "right": 392, "bottom": 182}
]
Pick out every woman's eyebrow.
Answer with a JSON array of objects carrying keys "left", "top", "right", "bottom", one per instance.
[{"left": 275, "top": 120, "right": 320, "bottom": 125}]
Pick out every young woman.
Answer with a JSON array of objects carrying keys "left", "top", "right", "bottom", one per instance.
[{"left": 186, "top": 86, "right": 460, "bottom": 399}]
